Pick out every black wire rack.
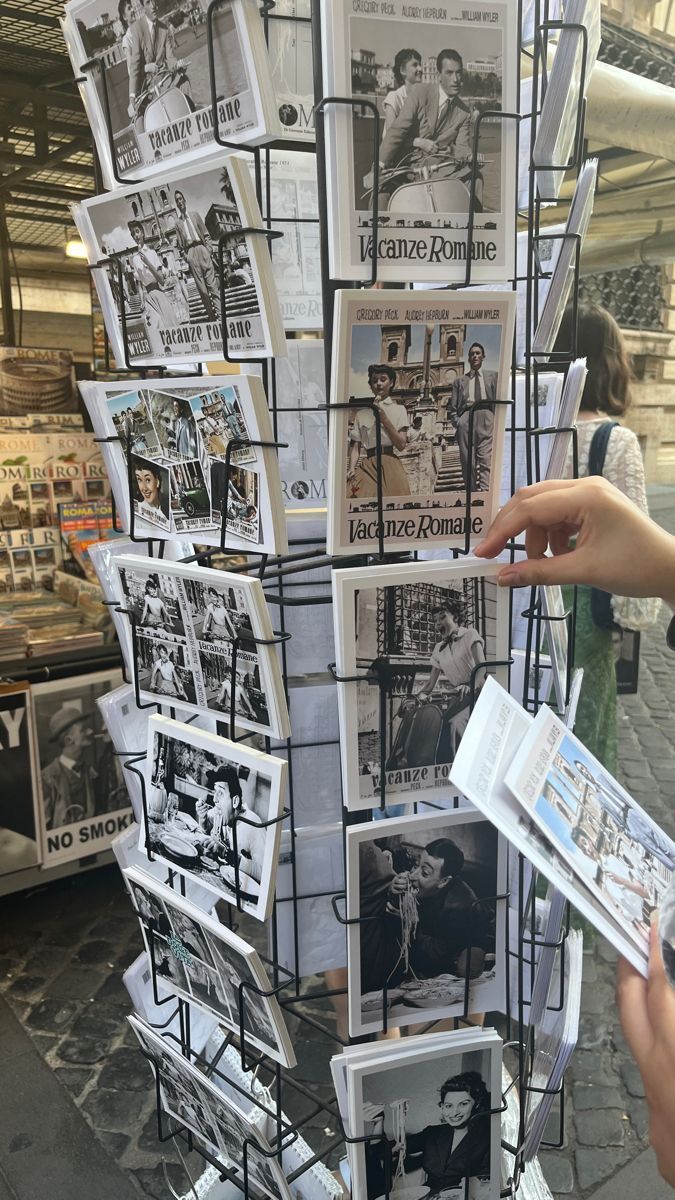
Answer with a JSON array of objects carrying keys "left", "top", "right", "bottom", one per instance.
[{"left": 70, "top": 0, "right": 594, "bottom": 1194}]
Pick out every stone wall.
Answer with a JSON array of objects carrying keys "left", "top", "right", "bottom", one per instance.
[{"left": 622, "top": 317, "right": 675, "bottom": 484}]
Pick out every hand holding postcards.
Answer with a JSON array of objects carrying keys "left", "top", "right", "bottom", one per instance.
[{"left": 451, "top": 677, "right": 675, "bottom": 974}]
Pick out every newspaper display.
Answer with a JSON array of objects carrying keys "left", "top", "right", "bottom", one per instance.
[
  {"left": 327, "top": 290, "right": 515, "bottom": 555},
  {"left": 320, "top": 0, "right": 517, "bottom": 283},
  {"left": 73, "top": 155, "right": 286, "bottom": 367},
  {"left": 114, "top": 555, "right": 290, "bottom": 740},
  {"left": 61, "top": 0, "right": 280, "bottom": 188},
  {"left": 269, "top": 0, "right": 315, "bottom": 142},
  {"left": 248, "top": 150, "right": 322, "bottom": 331},
  {"left": 333, "top": 558, "right": 509, "bottom": 811}
]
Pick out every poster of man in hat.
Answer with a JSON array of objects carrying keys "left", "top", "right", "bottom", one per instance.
[{"left": 33, "top": 670, "right": 133, "bottom": 867}]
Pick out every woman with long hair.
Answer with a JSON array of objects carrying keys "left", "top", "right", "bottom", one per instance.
[{"left": 555, "top": 303, "right": 659, "bottom": 770}]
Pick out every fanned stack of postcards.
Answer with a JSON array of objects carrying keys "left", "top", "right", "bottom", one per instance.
[
  {"left": 452, "top": 676, "right": 675, "bottom": 976},
  {"left": 500, "top": 359, "right": 587, "bottom": 506},
  {"left": 80, "top": 376, "right": 287, "bottom": 554}
]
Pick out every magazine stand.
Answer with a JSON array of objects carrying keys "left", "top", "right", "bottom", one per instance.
[{"left": 72, "top": 0, "right": 595, "bottom": 1194}]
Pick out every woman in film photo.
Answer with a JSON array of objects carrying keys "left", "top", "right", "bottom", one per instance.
[
  {"left": 132, "top": 457, "right": 169, "bottom": 524},
  {"left": 363, "top": 1070, "right": 492, "bottom": 1197},
  {"left": 347, "top": 363, "right": 410, "bottom": 501},
  {"left": 139, "top": 579, "right": 171, "bottom": 630},
  {"left": 382, "top": 48, "right": 422, "bottom": 131}
]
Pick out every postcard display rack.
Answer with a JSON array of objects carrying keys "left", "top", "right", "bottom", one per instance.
[{"left": 59, "top": 0, "right": 594, "bottom": 1197}]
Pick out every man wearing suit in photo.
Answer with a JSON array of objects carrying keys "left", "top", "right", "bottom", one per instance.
[
  {"left": 371, "top": 50, "right": 477, "bottom": 206},
  {"left": 127, "top": 0, "right": 192, "bottom": 121},
  {"left": 450, "top": 343, "right": 497, "bottom": 492},
  {"left": 173, "top": 189, "right": 221, "bottom": 323}
]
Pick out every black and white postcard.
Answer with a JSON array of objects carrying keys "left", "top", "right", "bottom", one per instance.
[
  {"left": 124, "top": 868, "right": 295, "bottom": 1067},
  {"left": 73, "top": 156, "right": 286, "bottom": 366},
  {"left": 347, "top": 809, "right": 506, "bottom": 1036},
  {"left": 114, "top": 555, "right": 290, "bottom": 739},
  {"left": 32, "top": 669, "right": 134, "bottom": 868},
  {"left": 61, "top": 0, "right": 280, "bottom": 187},
  {"left": 80, "top": 375, "right": 287, "bottom": 553},
  {"left": 333, "top": 558, "right": 509, "bottom": 811},
  {"left": 128, "top": 1014, "right": 293, "bottom": 1197},
  {"left": 505, "top": 705, "right": 675, "bottom": 958},
  {"left": 450, "top": 677, "right": 664, "bottom": 975},
  {"left": 142, "top": 714, "right": 285, "bottom": 920},
  {"left": 0, "top": 683, "right": 40, "bottom": 877},
  {"left": 343, "top": 1029, "right": 502, "bottom": 1200},
  {"left": 327, "top": 290, "right": 515, "bottom": 555},
  {"left": 320, "top": 0, "right": 517, "bottom": 283}
]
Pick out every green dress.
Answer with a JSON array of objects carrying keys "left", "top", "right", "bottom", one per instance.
[{"left": 562, "top": 583, "right": 617, "bottom": 774}]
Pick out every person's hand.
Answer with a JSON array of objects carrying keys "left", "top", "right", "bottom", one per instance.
[
  {"left": 389, "top": 871, "right": 411, "bottom": 895},
  {"left": 413, "top": 137, "right": 439, "bottom": 154},
  {"left": 474, "top": 477, "right": 675, "bottom": 606},
  {"left": 617, "top": 922, "right": 675, "bottom": 1186},
  {"left": 362, "top": 1102, "right": 385, "bottom": 1136},
  {"left": 145, "top": 62, "right": 158, "bottom": 75},
  {"left": 128, "top": 101, "right": 136, "bottom": 118}
]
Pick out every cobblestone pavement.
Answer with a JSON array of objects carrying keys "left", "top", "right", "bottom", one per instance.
[{"left": 0, "top": 490, "right": 673, "bottom": 1200}]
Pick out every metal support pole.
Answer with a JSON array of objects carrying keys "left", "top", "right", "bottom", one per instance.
[{"left": 0, "top": 197, "right": 16, "bottom": 346}]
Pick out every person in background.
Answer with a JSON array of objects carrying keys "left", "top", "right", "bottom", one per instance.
[
  {"left": 474, "top": 474, "right": 675, "bottom": 1188},
  {"left": 554, "top": 305, "right": 660, "bottom": 771}
]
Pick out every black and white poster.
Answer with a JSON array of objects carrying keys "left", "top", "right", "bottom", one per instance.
[
  {"left": 320, "top": 0, "right": 517, "bottom": 282},
  {"left": 73, "top": 156, "right": 286, "bottom": 367},
  {"left": 345, "top": 1029, "right": 502, "bottom": 1200},
  {"left": 333, "top": 558, "right": 509, "bottom": 810},
  {"left": 347, "top": 809, "right": 506, "bottom": 1036},
  {"left": 128, "top": 1014, "right": 293, "bottom": 1196},
  {"left": 124, "top": 868, "right": 295, "bottom": 1066},
  {"left": 327, "top": 290, "right": 515, "bottom": 555},
  {"left": 0, "top": 683, "right": 40, "bottom": 876},
  {"left": 62, "top": 0, "right": 280, "bottom": 187},
  {"left": 32, "top": 669, "right": 134, "bottom": 867},
  {"left": 114, "top": 555, "right": 290, "bottom": 739},
  {"left": 142, "top": 714, "right": 285, "bottom": 920}
]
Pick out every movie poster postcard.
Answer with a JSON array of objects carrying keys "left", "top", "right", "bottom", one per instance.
[
  {"left": 332, "top": 558, "right": 509, "bottom": 812},
  {"left": 327, "top": 290, "right": 515, "bottom": 556},
  {"left": 343, "top": 1029, "right": 503, "bottom": 1200},
  {"left": 141, "top": 714, "right": 286, "bottom": 921},
  {"left": 320, "top": 0, "right": 517, "bottom": 283},
  {"left": 61, "top": 0, "right": 280, "bottom": 189},
  {"left": 32, "top": 669, "right": 133, "bottom": 868},
  {"left": 73, "top": 155, "right": 286, "bottom": 367},
  {"left": 346, "top": 808, "right": 506, "bottom": 1036},
  {"left": 80, "top": 375, "right": 287, "bottom": 554},
  {"left": 114, "top": 556, "right": 290, "bottom": 740},
  {"left": 124, "top": 868, "right": 295, "bottom": 1068},
  {"left": 128, "top": 1015, "right": 293, "bottom": 1196}
]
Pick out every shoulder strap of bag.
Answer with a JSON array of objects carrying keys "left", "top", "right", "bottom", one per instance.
[{"left": 588, "top": 421, "right": 619, "bottom": 477}]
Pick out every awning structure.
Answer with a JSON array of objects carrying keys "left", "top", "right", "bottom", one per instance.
[{"left": 525, "top": 54, "right": 675, "bottom": 270}]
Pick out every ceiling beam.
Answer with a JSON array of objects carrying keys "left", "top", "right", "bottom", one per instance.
[
  {"left": 0, "top": 135, "right": 92, "bottom": 189},
  {"left": 0, "top": 151, "right": 93, "bottom": 180},
  {"left": 6, "top": 209, "right": 74, "bottom": 227},
  {"left": 0, "top": 75, "right": 82, "bottom": 114},
  {"left": 8, "top": 181, "right": 91, "bottom": 201},
  {"left": 0, "top": 39, "right": 69, "bottom": 67},
  {"left": 5, "top": 195, "right": 72, "bottom": 214},
  {"left": 0, "top": 6, "right": 59, "bottom": 28}
]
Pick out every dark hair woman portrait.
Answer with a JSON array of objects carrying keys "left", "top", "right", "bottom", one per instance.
[
  {"left": 364, "top": 1069, "right": 492, "bottom": 1198},
  {"left": 132, "top": 456, "right": 170, "bottom": 521},
  {"left": 383, "top": 49, "right": 422, "bottom": 130},
  {"left": 555, "top": 303, "right": 659, "bottom": 771}
]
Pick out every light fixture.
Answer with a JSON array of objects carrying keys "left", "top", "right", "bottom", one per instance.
[{"left": 64, "top": 231, "right": 87, "bottom": 260}]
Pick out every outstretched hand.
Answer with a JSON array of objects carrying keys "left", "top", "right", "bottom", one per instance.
[
  {"left": 617, "top": 922, "right": 675, "bottom": 1186},
  {"left": 474, "top": 477, "right": 675, "bottom": 605}
]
